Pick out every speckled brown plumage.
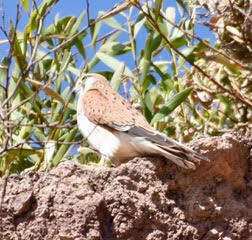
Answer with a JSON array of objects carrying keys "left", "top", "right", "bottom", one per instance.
[{"left": 81, "top": 81, "right": 153, "bottom": 131}]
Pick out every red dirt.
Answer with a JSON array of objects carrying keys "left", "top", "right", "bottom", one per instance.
[{"left": 0, "top": 133, "right": 251, "bottom": 240}]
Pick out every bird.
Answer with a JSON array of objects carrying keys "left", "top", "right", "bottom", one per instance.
[{"left": 74, "top": 73, "right": 209, "bottom": 169}]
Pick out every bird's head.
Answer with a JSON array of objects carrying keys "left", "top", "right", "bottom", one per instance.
[{"left": 74, "top": 73, "right": 108, "bottom": 95}]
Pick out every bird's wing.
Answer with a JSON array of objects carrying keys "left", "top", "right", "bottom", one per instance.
[{"left": 81, "top": 89, "right": 153, "bottom": 131}]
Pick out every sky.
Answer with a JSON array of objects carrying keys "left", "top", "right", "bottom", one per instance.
[{"left": 0, "top": 0, "right": 215, "bottom": 73}]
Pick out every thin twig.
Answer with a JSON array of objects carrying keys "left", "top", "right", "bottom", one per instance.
[
  {"left": 96, "top": 1, "right": 131, "bottom": 22},
  {"left": 0, "top": 140, "right": 82, "bottom": 154},
  {"left": 1, "top": 0, "right": 6, "bottom": 32},
  {"left": 85, "top": 0, "right": 90, "bottom": 25},
  {"left": 4, "top": 121, "right": 76, "bottom": 129}
]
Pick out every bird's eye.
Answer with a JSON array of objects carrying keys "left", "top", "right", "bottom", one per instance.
[
  {"left": 82, "top": 75, "right": 87, "bottom": 81},
  {"left": 78, "top": 75, "right": 88, "bottom": 86}
]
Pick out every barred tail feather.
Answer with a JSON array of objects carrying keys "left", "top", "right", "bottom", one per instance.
[
  {"left": 129, "top": 126, "right": 209, "bottom": 169},
  {"left": 157, "top": 143, "right": 208, "bottom": 169},
  {"left": 159, "top": 147, "right": 196, "bottom": 169}
]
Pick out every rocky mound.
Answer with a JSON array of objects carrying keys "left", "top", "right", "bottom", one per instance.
[{"left": 0, "top": 133, "right": 251, "bottom": 240}]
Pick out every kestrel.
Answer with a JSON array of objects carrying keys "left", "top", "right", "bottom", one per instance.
[{"left": 75, "top": 73, "right": 209, "bottom": 169}]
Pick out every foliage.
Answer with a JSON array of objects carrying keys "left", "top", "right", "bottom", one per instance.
[
  {"left": 188, "top": 0, "right": 252, "bottom": 63},
  {"left": 0, "top": 0, "right": 251, "bottom": 175}
]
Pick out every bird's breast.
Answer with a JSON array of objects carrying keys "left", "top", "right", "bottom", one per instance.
[
  {"left": 77, "top": 109, "right": 142, "bottom": 163},
  {"left": 77, "top": 109, "right": 125, "bottom": 159}
]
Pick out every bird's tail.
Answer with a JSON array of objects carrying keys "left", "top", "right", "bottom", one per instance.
[
  {"left": 129, "top": 126, "right": 209, "bottom": 169},
  {"left": 155, "top": 142, "right": 208, "bottom": 170}
]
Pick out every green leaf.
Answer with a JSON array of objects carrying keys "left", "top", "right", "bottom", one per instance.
[
  {"left": 154, "top": 0, "right": 163, "bottom": 20},
  {"left": 27, "top": 78, "right": 65, "bottom": 104},
  {"left": 170, "top": 24, "right": 184, "bottom": 41},
  {"left": 171, "top": 37, "right": 187, "bottom": 49},
  {"left": 142, "top": 33, "right": 153, "bottom": 83},
  {"left": 64, "top": 17, "right": 76, "bottom": 34},
  {"left": 50, "top": 102, "right": 62, "bottom": 124},
  {"left": 142, "top": 74, "right": 156, "bottom": 92},
  {"left": 33, "top": 128, "right": 46, "bottom": 142},
  {"left": 96, "top": 52, "right": 134, "bottom": 77},
  {"left": 1, "top": 148, "right": 38, "bottom": 174},
  {"left": 91, "top": 20, "right": 102, "bottom": 46},
  {"left": 108, "top": 31, "right": 121, "bottom": 42},
  {"left": 74, "top": 37, "right": 86, "bottom": 59},
  {"left": 44, "top": 141, "right": 56, "bottom": 163},
  {"left": 40, "top": 0, "right": 59, "bottom": 15},
  {"left": 153, "top": 61, "right": 169, "bottom": 72},
  {"left": 100, "top": 41, "right": 131, "bottom": 56},
  {"left": 54, "top": 16, "right": 72, "bottom": 33},
  {"left": 25, "top": 0, "right": 59, "bottom": 34},
  {"left": 165, "top": 7, "right": 175, "bottom": 35},
  {"left": 7, "top": 148, "right": 42, "bottom": 158},
  {"left": 151, "top": 87, "right": 193, "bottom": 124},
  {"left": 51, "top": 128, "right": 78, "bottom": 166},
  {"left": 176, "top": 0, "right": 187, "bottom": 13},
  {"left": 177, "top": 46, "right": 196, "bottom": 67},
  {"left": 68, "top": 66, "right": 81, "bottom": 76},
  {"left": 0, "top": 58, "right": 8, "bottom": 101},
  {"left": 151, "top": 34, "right": 162, "bottom": 52},
  {"left": 70, "top": 10, "right": 86, "bottom": 35},
  {"left": 134, "top": 17, "right": 145, "bottom": 38},
  {"left": 55, "top": 49, "right": 71, "bottom": 91},
  {"left": 144, "top": 91, "right": 154, "bottom": 113},
  {"left": 99, "top": 11, "right": 124, "bottom": 31},
  {"left": 110, "top": 63, "right": 125, "bottom": 91},
  {"left": 19, "top": 121, "right": 33, "bottom": 139},
  {"left": 10, "top": 21, "right": 27, "bottom": 71},
  {"left": 157, "top": 20, "right": 168, "bottom": 37},
  {"left": 77, "top": 147, "right": 99, "bottom": 165},
  {"left": 86, "top": 55, "right": 100, "bottom": 71},
  {"left": 19, "top": 0, "right": 29, "bottom": 13}
]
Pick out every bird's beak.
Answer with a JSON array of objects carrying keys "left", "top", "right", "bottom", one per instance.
[{"left": 72, "top": 73, "right": 90, "bottom": 94}]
